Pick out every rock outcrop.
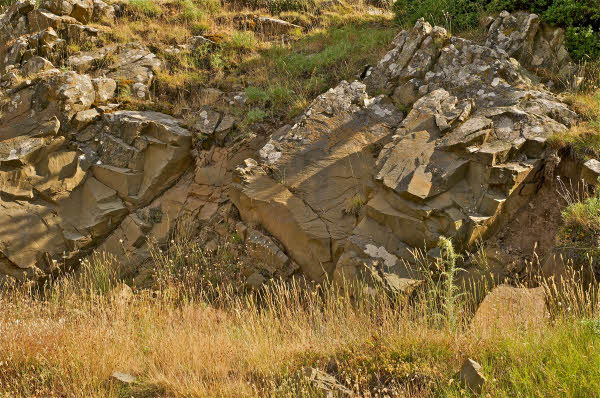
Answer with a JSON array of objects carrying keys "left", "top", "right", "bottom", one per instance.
[
  {"left": 485, "top": 11, "right": 575, "bottom": 83},
  {"left": 231, "top": 19, "right": 577, "bottom": 286},
  {"left": 0, "top": 2, "right": 585, "bottom": 290},
  {"left": 0, "top": 0, "right": 191, "bottom": 283}
]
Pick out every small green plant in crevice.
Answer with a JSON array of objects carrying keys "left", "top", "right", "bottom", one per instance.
[
  {"left": 245, "top": 86, "right": 270, "bottom": 105},
  {"left": 343, "top": 194, "right": 365, "bottom": 217},
  {"left": 548, "top": 91, "right": 600, "bottom": 159},
  {"left": 245, "top": 107, "right": 268, "bottom": 124}
]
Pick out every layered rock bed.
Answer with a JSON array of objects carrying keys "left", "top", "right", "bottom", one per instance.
[{"left": 0, "top": 0, "right": 594, "bottom": 289}]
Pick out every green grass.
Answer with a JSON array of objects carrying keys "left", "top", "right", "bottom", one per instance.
[
  {"left": 550, "top": 92, "right": 600, "bottom": 159},
  {"left": 563, "top": 195, "right": 600, "bottom": 233},
  {"left": 549, "top": 126, "right": 600, "bottom": 159},
  {"left": 452, "top": 319, "right": 600, "bottom": 397},
  {"left": 127, "top": 0, "right": 163, "bottom": 17},
  {"left": 237, "top": 21, "right": 397, "bottom": 118}
]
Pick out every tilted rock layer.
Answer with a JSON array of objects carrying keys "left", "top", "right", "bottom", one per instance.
[
  {"left": 0, "top": 3, "right": 582, "bottom": 288},
  {"left": 231, "top": 19, "right": 577, "bottom": 285},
  {"left": 0, "top": 0, "right": 191, "bottom": 282}
]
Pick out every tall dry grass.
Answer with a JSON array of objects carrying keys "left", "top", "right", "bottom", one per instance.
[{"left": 1, "top": 231, "right": 600, "bottom": 397}]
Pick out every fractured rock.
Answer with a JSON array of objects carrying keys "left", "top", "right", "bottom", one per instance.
[
  {"left": 486, "top": 11, "right": 574, "bottom": 79},
  {"left": 232, "top": 18, "right": 577, "bottom": 285}
]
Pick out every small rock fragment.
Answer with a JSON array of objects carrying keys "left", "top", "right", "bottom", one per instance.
[
  {"left": 111, "top": 371, "right": 137, "bottom": 385},
  {"left": 458, "top": 358, "right": 486, "bottom": 393}
]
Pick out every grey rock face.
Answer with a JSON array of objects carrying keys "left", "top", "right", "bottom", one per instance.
[{"left": 486, "top": 11, "right": 573, "bottom": 79}]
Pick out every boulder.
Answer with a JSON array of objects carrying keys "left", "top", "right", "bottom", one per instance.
[
  {"left": 111, "top": 371, "right": 137, "bottom": 385},
  {"left": 92, "top": 77, "right": 117, "bottom": 104},
  {"left": 92, "top": 0, "right": 115, "bottom": 23},
  {"left": 458, "top": 358, "right": 486, "bottom": 393},
  {"left": 471, "top": 285, "right": 546, "bottom": 336},
  {"left": 246, "top": 230, "right": 290, "bottom": 275},
  {"left": 582, "top": 159, "right": 600, "bottom": 186},
  {"left": 255, "top": 17, "right": 302, "bottom": 36},
  {"left": 20, "top": 56, "right": 54, "bottom": 75}
]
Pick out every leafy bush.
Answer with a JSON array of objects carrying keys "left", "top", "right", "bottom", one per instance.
[
  {"left": 565, "top": 26, "right": 600, "bottom": 62},
  {"left": 543, "top": 0, "right": 600, "bottom": 30},
  {"left": 245, "top": 107, "right": 268, "bottom": 123}
]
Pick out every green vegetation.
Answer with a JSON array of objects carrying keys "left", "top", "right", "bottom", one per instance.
[
  {"left": 110, "top": 0, "right": 396, "bottom": 123},
  {"left": 562, "top": 194, "right": 600, "bottom": 233},
  {"left": 127, "top": 0, "right": 163, "bottom": 17},
  {"left": 558, "top": 185, "right": 600, "bottom": 263},
  {"left": 238, "top": 22, "right": 397, "bottom": 118},
  {"left": 550, "top": 92, "right": 600, "bottom": 159},
  {"left": 223, "top": 0, "right": 318, "bottom": 13},
  {"left": 0, "top": 0, "right": 16, "bottom": 10},
  {"left": 393, "top": 0, "right": 485, "bottom": 32}
]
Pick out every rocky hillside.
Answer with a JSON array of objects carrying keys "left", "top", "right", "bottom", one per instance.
[
  {"left": 0, "top": 0, "right": 598, "bottom": 291},
  {"left": 3, "top": 1, "right": 600, "bottom": 396}
]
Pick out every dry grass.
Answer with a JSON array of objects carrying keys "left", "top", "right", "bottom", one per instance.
[
  {"left": 99, "top": 0, "right": 397, "bottom": 122},
  {"left": 1, "top": 236, "right": 600, "bottom": 397}
]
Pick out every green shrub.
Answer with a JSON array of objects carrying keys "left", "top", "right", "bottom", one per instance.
[
  {"left": 245, "top": 107, "right": 268, "bottom": 124},
  {"left": 565, "top": 26, "right": 600, "bottom": 62},
  {"left": 543, "top": 0, "right": 600, "bottom": 30},
  {"left": 245, "top": 86, "right": 269, "bottom": 104}
]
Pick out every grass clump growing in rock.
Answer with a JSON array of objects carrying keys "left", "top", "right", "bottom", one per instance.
[
  {"left": 559, "top": 186, "right": 600, "bottom": 256},
  {"left": 550, "top": 90, "right": 600, "bottom": 159}
]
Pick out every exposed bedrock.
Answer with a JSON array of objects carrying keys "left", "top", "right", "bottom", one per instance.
[{"left": 231, "top": 19, "right": 578, "bottom": 285}]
